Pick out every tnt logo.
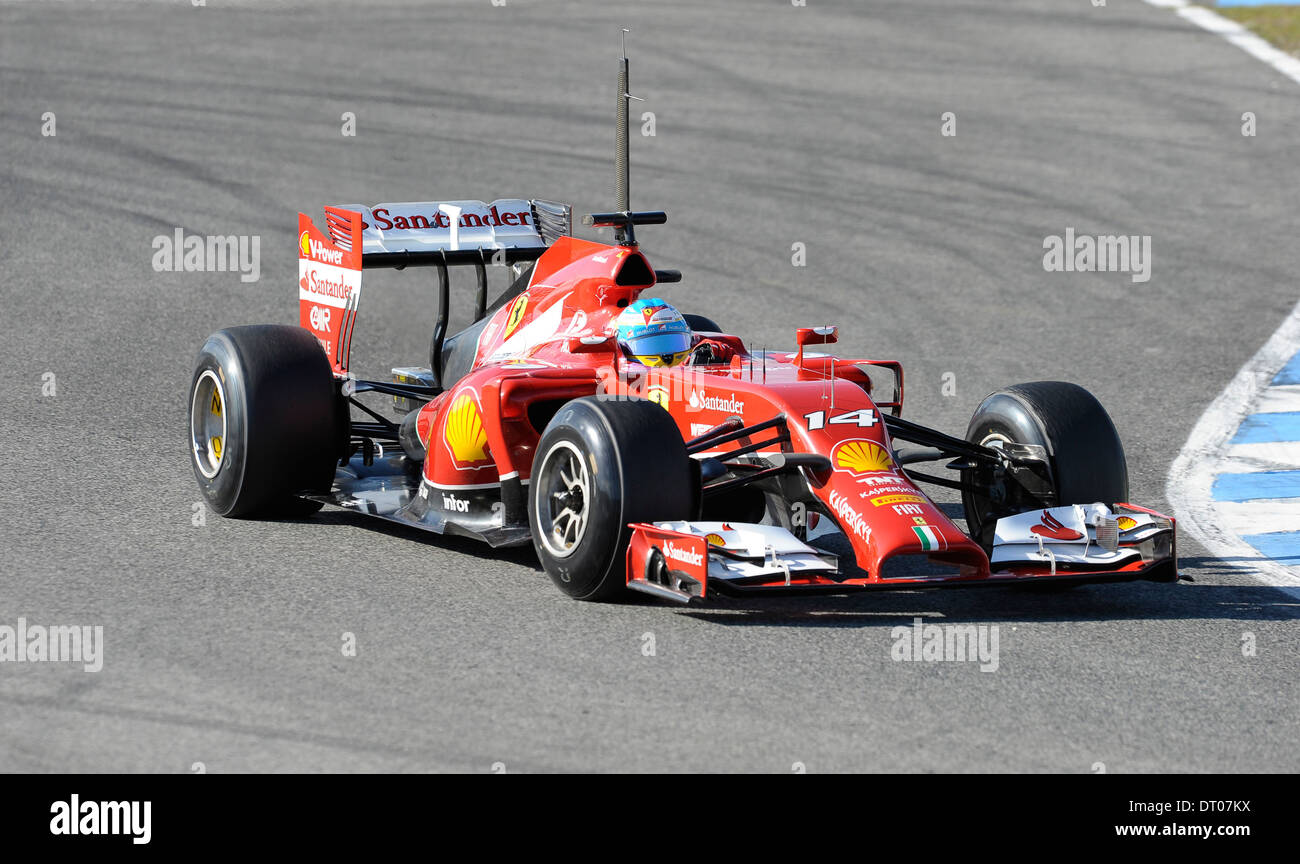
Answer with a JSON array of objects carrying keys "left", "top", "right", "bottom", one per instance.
[{"left": 309, "top": 305, "right": 332, "bottom": 333}]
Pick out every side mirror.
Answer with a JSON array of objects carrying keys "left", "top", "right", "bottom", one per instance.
[
  {"left": 567, "top": 335, "right": 613, "bottom": 354},
  {"left": 796, "top": 326, "right": 838, "bottom": 347},
  {"left": 795, "top": 326, "right": 838, "bottom": 366}
]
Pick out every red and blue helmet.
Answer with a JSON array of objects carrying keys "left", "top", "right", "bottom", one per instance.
[{"left": 614, "top": 298, "right": 693, "bottom": 367}]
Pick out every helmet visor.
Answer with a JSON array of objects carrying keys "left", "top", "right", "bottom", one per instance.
[
  {"left": 624, "top": 330, "right": 691, "bottom": 358},
  {"left": 634, "top": 349, "right": 691, "bottom": 368}
]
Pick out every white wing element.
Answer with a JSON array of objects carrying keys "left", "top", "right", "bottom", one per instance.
[
  {"left": 991, "top": 504, "right": 1171, "bottom": 570},
  {"left": 653, "top": 521, "right": 838, "bottom": 583},
  {"left": 330, "top": 199, "right": 570, "bottom": 255}
]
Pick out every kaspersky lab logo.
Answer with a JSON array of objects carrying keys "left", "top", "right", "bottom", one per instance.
[{"left": 828, "top": 490, "right": 871, "bottom": 541}]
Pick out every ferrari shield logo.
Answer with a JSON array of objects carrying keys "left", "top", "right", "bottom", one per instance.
[{"left": 504, "top": 294, "right": 529, "bottom": 339}]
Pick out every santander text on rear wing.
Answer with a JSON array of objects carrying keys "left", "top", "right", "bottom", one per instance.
[
  {"left": 329, "top": 198, "right": 570, "bottom": 267},
  {"left": 298, "top": 198, "right": 571, "bottom": 375}
]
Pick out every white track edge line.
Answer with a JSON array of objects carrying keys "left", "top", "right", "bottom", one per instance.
[{"left": 1145, "top": 0, "right": 1300, "bottom": 593}]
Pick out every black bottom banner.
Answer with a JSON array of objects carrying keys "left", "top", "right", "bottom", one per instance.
[{"left": 0, "top": 775, "right": 1279, "bottom": 851}]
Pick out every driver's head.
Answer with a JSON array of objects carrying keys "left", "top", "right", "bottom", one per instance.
[{"left": 614, "top": 298, "right": 692, "bottom": 367}]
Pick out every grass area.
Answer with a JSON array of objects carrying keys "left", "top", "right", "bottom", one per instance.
[{"left": 1214, "top": 5, "right": 1300, "bottom": 58}]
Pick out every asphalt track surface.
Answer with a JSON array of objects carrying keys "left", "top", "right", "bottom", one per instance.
[{"left": 2, "top": 0, "right": 1298, "bottom": 773}]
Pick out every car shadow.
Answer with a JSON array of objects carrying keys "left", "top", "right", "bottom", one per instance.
[
  {"left": 679, "top": 582, "right": 1299, "bottom": 627},
  {"left": 677, "top": 555, "right": 1299, "bottom": 627},
  {"left": 300, "top": 508, "right": 545, "bottom": 571},
  {"left": 292, "top": 511, "right": 1298, "bottom": 624}
]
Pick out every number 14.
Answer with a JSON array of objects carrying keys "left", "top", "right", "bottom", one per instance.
[{"left": 804, "top": 408, "right": 878, "bottom": 430}]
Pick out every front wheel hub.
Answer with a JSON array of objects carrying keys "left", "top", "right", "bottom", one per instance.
[{"left": 191, "top": 369, "right": 228, "bottom": 479}]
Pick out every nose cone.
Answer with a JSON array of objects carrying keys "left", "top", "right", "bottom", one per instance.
[{"left": 818, "top": 467, "right": 989, "bottom": 582}]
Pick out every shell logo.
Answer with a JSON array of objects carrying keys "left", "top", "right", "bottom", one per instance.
[
  {"left": 1117, "top": 516, "right": 1137, "bottom": 531},
  {"left": 831, "top": 439, "right": 895, "bottom": 475},
  {"left": 648, "top": 384, "right": 669, "bottom": 410},
  {"left": 705, "top": 533, "right": 726, "bottom": 546},
  {"left": 444, "top": 392, "right": 490, "bottom": 466},
  {"left": 299, "top": 231, "right": 311, "bottom": 257}
]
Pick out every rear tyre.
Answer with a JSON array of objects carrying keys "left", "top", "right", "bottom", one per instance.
[
  {"left": 189, "top": 325, "right": 343, "bottom": 517},
  {"left": 683, "top": 313, "right": 722, "bottom": 333},
  {"left": 961, "top": 381, "right": 1128, "bottom": 551},
  {"left": 529, "top": 397, "right": 694, "bottom": 601}
]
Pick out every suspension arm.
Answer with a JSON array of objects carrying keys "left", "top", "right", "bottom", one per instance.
[{"left": 884, "top": 414, "right": 1002, "bottom": 465}]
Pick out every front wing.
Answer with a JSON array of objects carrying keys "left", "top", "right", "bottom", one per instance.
[{"left": 626, "top": 504, "right": 1179, "bottom": 604}]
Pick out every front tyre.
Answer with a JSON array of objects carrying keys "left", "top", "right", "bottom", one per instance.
[
  {"left": 529, "top": 397, "right": 694, "bottom": 601},
  {"left": 189, "top": 325, "right": 343, "bottom": 517},
  {"left": 961, "top": 381, "right": 1128, "bottom": 550}
]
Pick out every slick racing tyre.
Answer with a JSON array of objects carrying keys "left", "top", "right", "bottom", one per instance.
[
  {"left": 961, "top": 381, "right": 1128, "bottom": 552},
  {"left": 682, "top": 313, "right": 722, "bottom": 333},
  {"left": 189, "top": 324, "right": 343, "bottom": 517},
  {"left": 530, "top": 396, "right": 694, "bottom": 601}
]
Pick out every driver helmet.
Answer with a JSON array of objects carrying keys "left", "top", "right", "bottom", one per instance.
[{"left": 613, "top": 297, "right": 693, "bottom": 367}]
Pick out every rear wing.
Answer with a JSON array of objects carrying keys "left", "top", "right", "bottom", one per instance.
[
  {"left": 331, "top": 198, "right": 570, "bottom": 267},
  {"left": 299, "top": 198, "right": 571, "bottom": 377}
]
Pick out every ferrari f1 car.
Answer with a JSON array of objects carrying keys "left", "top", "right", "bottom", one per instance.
[{"left": 188, "top": 50, "right": 1177, "bottom": 603}]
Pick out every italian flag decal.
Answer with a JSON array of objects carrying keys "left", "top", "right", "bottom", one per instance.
[{"left": 913, "top": 524, "right": 945, "bottom": 551}]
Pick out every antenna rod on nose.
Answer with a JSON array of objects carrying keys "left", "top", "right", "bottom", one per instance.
[
  {"left": 616, "top": 28, "right": 632, "bottom": 214},
  {"left": 583, "top": 29, "right": 655, "bottom": 246}
]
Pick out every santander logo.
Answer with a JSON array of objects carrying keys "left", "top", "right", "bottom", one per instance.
[
  {"left": 662, "top": 541, "right": 704, "bottom": 567},
  {"left": 304, "top": 270, "right": 353, "bottom": 301},
  {"left": 687, "top": 390, "right": 744, "bottom": 414}
]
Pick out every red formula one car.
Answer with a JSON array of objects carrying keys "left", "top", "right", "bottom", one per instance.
[{"left": 188, "top": 54, "right": 1177, "bottom": 603}]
